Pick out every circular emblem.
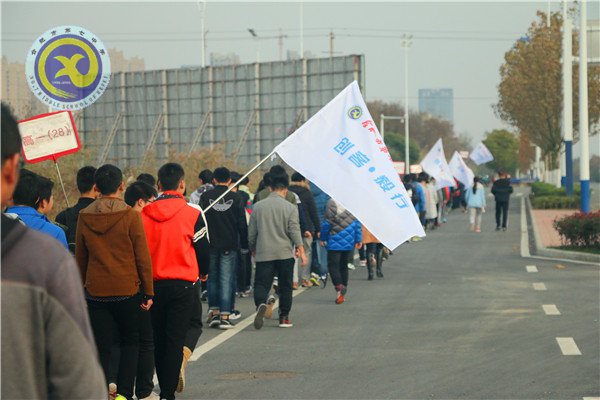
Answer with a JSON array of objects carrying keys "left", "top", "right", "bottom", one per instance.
[
  {"left": 348, "top": 106, "right": 362, "bottom": 120},
  {"left": 25, "top": 26, "right": 111, "bottom": 110}
]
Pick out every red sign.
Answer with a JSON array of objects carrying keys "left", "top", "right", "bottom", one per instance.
[{"left": 18, "top": 110, "right": 81, "bottom": 163}]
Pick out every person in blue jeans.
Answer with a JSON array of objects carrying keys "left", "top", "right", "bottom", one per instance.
[
  {"left": 310, "top": 181, "right": 331, "bottom": 284},
  {"left": 200, "top": 167, "right": 248, "bottom": 330}
]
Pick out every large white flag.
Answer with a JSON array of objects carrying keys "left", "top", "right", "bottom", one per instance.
[
  {"left": 449, "top": 151, "right": 475, "bottom": 188},
  {"left": 419, "top": 139, "right": 456, "bottom": 190},
  {"left": 273, "top": 81, "right": 425, "bottom": 250},
  {"left": 470, "top": 142, "right": 494, "bottom": 165}
]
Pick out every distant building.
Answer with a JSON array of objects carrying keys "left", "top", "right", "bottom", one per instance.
[
  {"left": 418, "top": 88, "right": 454, "bottom": 123},
  {"left": 1, "top": 50, "right": 145, "bottom": 118}
]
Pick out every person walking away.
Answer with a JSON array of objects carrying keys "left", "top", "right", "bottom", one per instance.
[
  {"left": 1, "top": 103, "right": 106, "bottom": 399},
  {"left": 491, "top": 171, "right": 513, "bottom": 231},
  {"left": 249, "top": 169, "right": 306, "bottom": 329},
  {"left": 289, "top": 172, "right": 319, "bottom": 288},
  {"left": 425, "top": 176, "right": 438, "bottom": 230},
  {"left": 200, "top": 167, "right": 248, "bottom": 330},
  {"left": 309, "top": 181, "right": 331, "bottom": 284},
  {"left": 6, "top": 170, "right": 68, "bottom": 249},
  {"left": 362, "top": 226, "right": 383, "bottom": 280},
  {"left": 466, "top": 176, "right": 486, "bottom": 233},
  {"left": 142, "top": 163, "right": 205, "bottom": 400},
  {"left": 320, "top": 199, "right": 362, "bottom": 304},
  {"left": 56, "top": 166, "right": 98, "bottom": 253},
  {"left": 415, "top": 174, "right": 428, "bottom": 227},
  {"left": 189, "top": 169, "right": 214, "bottom": 205},
  {"left": 76, "top": 164, "right": 154, "bottom": 400},
  {"left": 124, "top": 181, "right": 160, "bottom": 400}
]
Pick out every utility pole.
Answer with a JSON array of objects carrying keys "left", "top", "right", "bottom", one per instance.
[
  {"left": 329, "top": 31, "right": 335, "bottom": 61},
  {"left": 278, "top": 28, "right": 284, "bottom": 61},
  {"left": 562, "top": 0, "right": 574, "bottom": 194},
  {"left": 579, "top": 0, "right": 590, "bottom": 212},
  {"left": 300, "top": 2, "right": 304, "bottom": 59},
  {"left": 198, "top": 0, "right": 206, "bottom": 67}
]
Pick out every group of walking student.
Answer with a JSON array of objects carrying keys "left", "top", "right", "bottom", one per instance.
[
  {"left": 2, "top": 102, "right": 515, "bottom": 399},
  {"left": 401, "top": 171, "right": 514, "bottom": 234}
]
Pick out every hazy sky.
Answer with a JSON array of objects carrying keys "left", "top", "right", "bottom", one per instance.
[{"left": 2, "top": 0, "right": 599, "bottom": 155}]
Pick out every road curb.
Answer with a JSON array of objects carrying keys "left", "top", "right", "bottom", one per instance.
[{"left": 525, "top": 196, "right": 600, "bottom": 264}]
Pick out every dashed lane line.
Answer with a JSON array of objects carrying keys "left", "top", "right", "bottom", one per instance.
[
  {"left": 556, "top": 337, "right": 582, "bottom": 355},
  {"left": 542, "top": 304, "right": 561, "bottom": 315},
  {"left": 533, "top": 282, "right": 547, "bottom": 291},
  {"left": 526, "top": 265, "right": 538, "bottom": 273}
]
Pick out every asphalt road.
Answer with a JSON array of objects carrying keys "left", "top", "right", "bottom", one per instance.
[{"left": 178, "top": 194, "right": 600, "bottom": 400}]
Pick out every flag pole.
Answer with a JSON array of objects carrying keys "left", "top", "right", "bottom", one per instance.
[{"left": 200, "top": 149, "right": 277, "bottom": 214}]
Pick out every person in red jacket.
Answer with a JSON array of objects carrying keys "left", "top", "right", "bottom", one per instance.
[{"left": 141, "top": 163, "right": 207, "bottom": 400}]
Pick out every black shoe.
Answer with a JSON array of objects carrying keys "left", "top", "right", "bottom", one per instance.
[
  {"left": 208, "top": 314, "right": 220, "bottom": 328},
  {"left": 368, "top": 273, "right": 374, "bottom": 281},
  {"left": 376, "top": 268, "right": 384, "bottom": 278},
  {"left": 219, "top": 318, "right": 235, "bottom": 330},
  {"left": 254, "top": 304, "right": 267, "bottom": 330},
  {"left": 496, "top": 226, "right": 501, "bottom": 231}
]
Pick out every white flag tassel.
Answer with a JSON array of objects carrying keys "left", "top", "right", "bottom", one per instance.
[
  {"left": 449, "top": 151, "right": 475, "bottom": 188},
  {"left": 420, "top": 138, "right": 457, "bottom": 190},
  {"left": 469, "top": 142, "right": 494, "bottom": 165},
  {"left": 274, "top": 81, "right": 425, "bottom": 250}
]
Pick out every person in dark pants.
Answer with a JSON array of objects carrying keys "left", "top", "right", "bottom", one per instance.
[
  {"left": 249, "top": 169, "right": 306, "bottom": 329},
  {"left": 491, "top": 171, "right": 514, "bottom": 231},
  {"left": 76, "top": 165, "right": 154, "bottom": 400},
  {"left": 124, "top": 181, "right": 159, "bottom": 399},
  {"left": 142, "top": 163, "right": 205, "bottom": 400},
  {"left": 55, "top": 166, "right": 98, "bottom": 253},
  {"left": 320, "top": 199, "right": 362, "bottom": 304}
]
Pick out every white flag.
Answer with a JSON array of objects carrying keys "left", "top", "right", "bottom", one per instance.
[
  {"left": 419, "top": 139, "right": 457, "bottom": 190},
  {"left": 273, "top": 81, "right": 425, "bottom": 250},
  {"left": 449, "top": 151, "right": 475, "bottom": 188},
  {"left": 470, "top": 142, "right": 494, "bottom": 165}
]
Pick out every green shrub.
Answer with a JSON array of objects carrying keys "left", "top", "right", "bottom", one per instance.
[
  {"left": 531, "top": 195, "right": 580, "bottom": 209},
  {"left": 531, "top": 182, "right": 581, "bottom": 197},
  {"left": 553, "top": 211, "right": 600, "bottom": 249}
]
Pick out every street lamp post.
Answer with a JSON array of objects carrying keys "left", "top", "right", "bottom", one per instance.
[
  {"left": 248, "top": 28, "right": 259, "bottom": 63},
  {"left": 401, "top": 34, "right": 412, "bottom": 175},
  {"left": 579, "top": 0, "right": 590, "bottom": 212}
]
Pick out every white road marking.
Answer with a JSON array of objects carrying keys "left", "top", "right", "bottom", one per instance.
[
  {"left": 583, "top": 397, "right": 600, "bottom": 400},
  {"left": 533, "top": 282, "right": 547, "bottom": 291},
  {"left": 526, "top": 265, "right": 538, "bottom": 273},
  {"left": 556, "top": 337, "right": 582, "bottom": 355},
  {"left": 189, "top": 287, "right": 307, "bottom": 362},
  {"left": 542, "top": 304, "right": 561, "bottom": 315}
]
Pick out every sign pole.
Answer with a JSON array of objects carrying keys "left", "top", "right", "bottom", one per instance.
[{"left": 53, "top": 157, "right": 70, "bottom": 207}]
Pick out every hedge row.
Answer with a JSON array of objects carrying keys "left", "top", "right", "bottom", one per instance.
[
  {"left": 531, "top": 182, "right": 581, "bottom": 197},
  {"left": 531, "top": 195, "right": 580, "bottom": 209}
]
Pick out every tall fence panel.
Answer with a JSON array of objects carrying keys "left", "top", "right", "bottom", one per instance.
[{"left": 81, "top": 54, "right": 365, "bottom": 167}]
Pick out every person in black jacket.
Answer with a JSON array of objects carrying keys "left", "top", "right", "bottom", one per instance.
[
  {"left": 491, "top": 171, "right": 514, "bottom": 231},
  {"left": 289, "top": 172, "right": 320, "bottom": 287},
  {"left": 200, "top": 167, "right": 248, "bottom": 330},
  {"left": 55, "top": 166, "right": 98, "bottom": 253}
]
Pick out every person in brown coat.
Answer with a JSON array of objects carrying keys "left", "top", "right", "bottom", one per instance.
[
  {"left": 76, "top": 164, "right": 154, "bottom": 400},
  {"left": 362, "top": 226, "right": 384, "bottom": 280}
]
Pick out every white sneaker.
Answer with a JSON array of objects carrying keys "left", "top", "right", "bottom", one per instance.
[
  {"left": 229, "top": 310, "right": 242, "bottom": 320},
  {"left": 347, "top": 263, "right": 355, "bottom": 270},
  {"left": 359, "top": 259, "right": 367, "bottom": 267}
]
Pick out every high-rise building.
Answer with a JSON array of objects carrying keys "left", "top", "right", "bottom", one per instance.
[{"left": 418, "top": 88, "right": 454, "bottom": 123}]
